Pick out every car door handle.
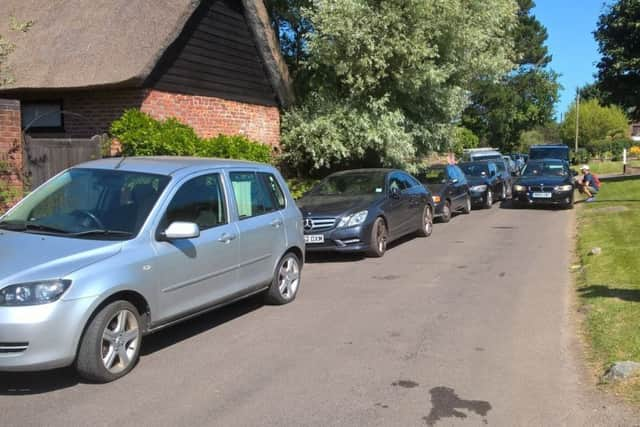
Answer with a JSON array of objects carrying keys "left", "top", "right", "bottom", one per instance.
[
  {"left": 218, "top": 233, "right": 237, "bottom": 243},
  {"left": 270, "top": 219, "right": 283, "bottom": 228}
]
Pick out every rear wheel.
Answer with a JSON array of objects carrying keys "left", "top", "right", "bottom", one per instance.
[
  {"left": 265, "top": 252, "right": 301, "bottom": 305},
  {"left": 440, "top": 201, "right": 452, "bottom": 223},
  {"left": 76, "top": 301, "right": 142, "bottom": 383},
  {"left": 500, "top": 184, "right": 507, "bottom": 201},
  {"left": 367, "top": 217, "right": 388, "bottom": 257},
  {"left": 484, "top": 189, "right": 493, "bottom": 209},
  {"left": 462, "top": 195, "right": 471, "bottom": 214},
  {"left": 417, "top": 205, "right": 433, "bottom": 237}
]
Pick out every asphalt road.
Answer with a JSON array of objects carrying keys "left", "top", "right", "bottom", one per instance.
[{"left": 1, "top": 202, "right": 638, "bottom": 426}]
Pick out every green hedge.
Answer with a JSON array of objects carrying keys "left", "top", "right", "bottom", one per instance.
[{"left": 110, "top": 109, "right": 272, "bottom": 163}]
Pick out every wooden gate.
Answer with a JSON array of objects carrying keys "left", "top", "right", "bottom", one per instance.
[{"left": 24, "top": 134, "right": 105, "bottom": 189}]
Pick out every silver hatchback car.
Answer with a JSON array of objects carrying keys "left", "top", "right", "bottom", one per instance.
[{"left": 0, "top": 157, "right": 304, "bottom": 382}]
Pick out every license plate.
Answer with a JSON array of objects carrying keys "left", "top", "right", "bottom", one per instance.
[
  {"left": 532, "top": 192, "right": 552, "bottom": 198},
  {"left": 304, "top": 234, "right": 325, "bottom": 244}
]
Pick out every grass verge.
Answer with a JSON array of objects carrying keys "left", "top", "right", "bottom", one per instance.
[
  {"left": 575, "top": 178, "right": 640, "bottom": 401},
  {"left": 578, "top": 160, "right": 640, "bottom": 176}
]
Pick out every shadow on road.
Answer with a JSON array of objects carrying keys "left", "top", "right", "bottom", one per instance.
[
  {"left": 578, "top": 285, "right": 640, "bottom": 302},
  {"left": 498, "top": 199, "right": 568, "bottom": 211},
  {"left": 0, "top": 295, "right": 265, "bottom": 395},
  {"left": 305, "top": 232, "right": 423, "bottom": 263}
]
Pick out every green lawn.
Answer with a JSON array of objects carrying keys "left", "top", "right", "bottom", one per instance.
[
  {"left": 576, "top": 178, "right": 640, "bottom": 399},
  {"left": 578, "top": 160, "right": 640, "bottom": 176}
]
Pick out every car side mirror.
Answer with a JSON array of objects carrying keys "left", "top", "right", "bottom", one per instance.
[
  {"left": 161, "top": 221, "right": 200, "bottom": 241},
  {"left": 389, "top": 187, "right": 401, "bottom": 199}
]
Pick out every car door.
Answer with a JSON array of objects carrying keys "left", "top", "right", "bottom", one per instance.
[
  {"left": 401, "top": 172, "right": 426, "bottom": 229},
  {"left": 151, "top": 172, "right": 240, "bottom": 323},
  {"left": 228, "top": 170, "right": 286, "bottom": 292},
  {"left": 453, "top": 166, "right": 470, "bottom": 206},
  {"left": 385, "top": 172, "right": 412, "bottom": 238}
]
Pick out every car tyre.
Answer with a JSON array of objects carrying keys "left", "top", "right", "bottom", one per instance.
[
  {"left": 462, "top": 195, "right": 471, "bottom": 214},
  {"left": 500, "top": 184, "right": 507, "bottom": 201},
  {"left": 417, "top": 205, "right": 433, "bottom": 237},
  {"left": 484, "top": 189, "right": 493, "bottom": 209},
  {"left": 76, "top": 300, "right": 142, "bottom": 383},
  {"left": 440, "top": 201, "right": 451, "bottom": 223},
  {"left": 367, "top": 217, "right": 388, "bottom": 257},
  {"left": 265, "top": 252, "right": 301, "bottom": 305},
  {"left": 562, "top": 196, "right": 574, "bottom": 210}
]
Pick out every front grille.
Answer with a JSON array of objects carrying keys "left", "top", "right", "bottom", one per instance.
[
  {"left": 528, "top": 186, "right": 555, "bottom": 192},
  {"left": 0, "top": 342, "right": 29, "bottom": 353},
  {"left": 305, "top": 217, "right": 337, "bottom": 232}
]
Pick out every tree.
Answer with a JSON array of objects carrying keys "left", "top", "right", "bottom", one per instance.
[
  {"left": 559, "top": 99, "right": 629, "bottom": 150},
  {"left": 461, "top": 0, "right": 560, "bottom": 152},
  {"left": 578, "top": 82, "right": 604, "bottom": 102},
  {"left": 281, "top": 0, "right": 518, "bottom": 175},
  {"left": 594, "top": 0, "right": 640, "bottom": 120}
]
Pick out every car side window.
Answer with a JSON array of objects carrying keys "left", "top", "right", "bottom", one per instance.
[
  {"left": 230, "top": 171, "right": 277, "bottom": 219},
  {"left": 454, "top": 166, "right": 466, "bottom": 183},
  {"left": 164, "top": 174, "right": 227, "bottom": 231},
  {"left": 403, "top": 174, "right": 421, "bottom": 189},
  {"left": 389, "top": 174, "right": 407, "bottom": 192},
  {"left": 260, "top": 173, "right": 286, "bottom": 210}
]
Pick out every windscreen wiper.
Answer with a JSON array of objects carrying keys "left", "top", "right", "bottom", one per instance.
[
  {"left": 68, "top": 229, "right": 133, "bottom": 237},
  {"left": 0, "top": 221, "right": 70, "bottom": 235}
]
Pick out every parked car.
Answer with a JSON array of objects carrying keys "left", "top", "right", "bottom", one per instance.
[
  {"left": 503, "top": 155, "right": 519, "bottom": 175},
  {"left": 458, "top": 161, "right": 503, "bottom": 209},
  {"left": 297, "top": 169, "right": 433, "bottom": 257},
  {"left": 0, "top": 157, "right": 304, "bottom": 382},
  {"left": 494, "top": 158, "right": 514, "bottom": 199},
  {"left": 528, "top": 144, "right": 570, "bottom": 163},
  {"left": 416, "top": 164, "right": 471, "bottom": 222},
  {"left": 462, "top": 148, "right": 503, "bottom": 162},
  {"left": 512, "top": 158, "right": 574, "bottom": 209}
]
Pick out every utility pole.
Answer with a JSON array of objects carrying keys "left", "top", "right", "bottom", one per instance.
[{"left": 574, "top": 92, "right": 580, "bottom": 153}]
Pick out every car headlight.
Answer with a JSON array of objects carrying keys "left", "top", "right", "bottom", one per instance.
[
  {"left": 0, "top": 280, "right": 71, "bottom": 306},
  {"left": 337, "top": 210, "right": 368, "bottom": 228},
  {"left": 432, "top": 195, "right": 441, "bottom": 203},
  {"left": 555, "top": 184, "right": 573, "bottom": 192},
  {"left": 513, "top": 184, "right": 527, "bottom": 192},
  {"left": 470, "top": 185, "right": 487, "bottom": 192}
]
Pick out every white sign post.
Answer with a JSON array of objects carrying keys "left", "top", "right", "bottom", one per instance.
[{"left": 623, "top": 148, "right": 628, "bottom": 174}]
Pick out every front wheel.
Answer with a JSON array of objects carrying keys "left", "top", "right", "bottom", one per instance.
[
  {"left": 367, "top": 217, "right": 388, "bottom": 257},
  {"left": 265, "top": 252, "right": 301, "bottom": 305},
  {"left": 440, "top": 201, "right": 451, "bottom": 223},
  {"left": 500, "top": 184, "right": 507, "bottom": 201},
  {"left": 76, "top": 301, "right": 142, "bottom": 383},
  {"left": 462, "top": 195, "right": 471, "bottom": 214},
  {"left": 484, "top": 189, "right": 493, "bottom": 209},
  {"left": 417, "top": 205, "right": 433, "bottom": 237}
]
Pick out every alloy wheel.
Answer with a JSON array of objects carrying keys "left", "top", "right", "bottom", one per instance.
[
  {"left": 101, "top": 310, "right": 140, "bottom": 374},
  {"left": 376, "top": 221, "right": 388, "bottom": 253},
  {"left": 424, "top": 207, "right": 433, "bottom": 235},
  {"left": 278, "top": 256, "right": 300, "bottom": 300}
]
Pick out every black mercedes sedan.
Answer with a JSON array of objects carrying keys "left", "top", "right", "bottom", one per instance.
[
  {"left": 416, "top": 164, "right": 471, "bottom": 222},
  {"left": 297, "top": 169, "right": 434, "bottom": 257},
  {"left": 458, "top": 161, "right": 503, "bottom": 209},
  {"left": 512, "top": 159, "right": 574, "bottom": 209}
]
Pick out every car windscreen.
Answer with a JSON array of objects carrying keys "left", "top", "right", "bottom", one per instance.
[
  {"left": 529, "top": 147, "right": 569, "bottom": 161},
  {"left": 0, "top": 168, "right": 170, "bottom": 239},
  {"left": 419, "top": 168, "right": 447, "bottom": 184},
  {"left": 459, "top": 163, "right": 490, "bottom": 177},
  {"left": 521, "top": 162, "right": 569, "bottom": 177},
  {"left": 310, "top": 171, "right": 387, "bottom": 196}
]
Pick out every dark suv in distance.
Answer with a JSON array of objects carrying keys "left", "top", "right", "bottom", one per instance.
[
  {"left": 417, "top": 164, "right": 471, "bottom": 222},
  {"left": 458, "top": 161, "right": 503, "bottom": 209},
  {"left": 512, "top": 159, "right": 575, "bottom": 209},
  {"left": 528, "top": 144, "right": 570, "bottom": 163},
  {"left": 297, "top": 169, "right": 434, "bottom": 257},
  {"left": 494, "top": 158, "right": 513, "bottom": 200}
]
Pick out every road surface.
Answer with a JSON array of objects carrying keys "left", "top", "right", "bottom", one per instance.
[{"left": 1, "top": 202, "right": 637, "bottom": 426}]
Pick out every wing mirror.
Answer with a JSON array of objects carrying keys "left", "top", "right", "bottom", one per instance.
[
  {"left": 389, "top": 187, "right": 401, "bottom": 199},
  {"left": 161, "top": 221, "right": 200, "bottom": 241}
]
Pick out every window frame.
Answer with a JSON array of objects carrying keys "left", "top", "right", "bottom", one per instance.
[
  {"left": 21, "top": 100, "right": 65, "bottom": 133},
  {"left": 258, "top": 172, "right": 287, "bottom": 211},
  {"left": 156, "top": 171, "right": 229, "bottom": 239},
  {"left": 228, "top": 170, "right": 280, "bottom": 221}
]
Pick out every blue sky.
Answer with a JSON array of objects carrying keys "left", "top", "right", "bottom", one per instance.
[{"left": 533, "top": 0, "right": 610, "bottom": 119}]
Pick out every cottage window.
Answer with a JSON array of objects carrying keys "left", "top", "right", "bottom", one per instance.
[{"left": 21, "top": 102, "right": 63, "bottom": 131}]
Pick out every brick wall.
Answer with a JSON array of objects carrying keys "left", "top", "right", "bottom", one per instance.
[
  {"left": 141, "top": 90, "right": 281, "bottom": 147},
  {"left": 0, "top": 99, "right": 23, "bottom": 209}
]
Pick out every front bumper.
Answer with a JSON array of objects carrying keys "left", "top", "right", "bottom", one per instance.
[
  {"left": 0, "top": 297, "right": 96, "bottom": 371},
  {"left": 512, "top": 189, "right": 573, "bottom": 205},
  {"left": 304, "top": 223, "right": 373, "bottom": 253},
  {"left": 469, "top": 190, "right": 486, "bottom": 204}
]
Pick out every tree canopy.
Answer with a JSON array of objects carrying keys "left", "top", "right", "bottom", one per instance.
[
  {"left": 461, "top": 0, "right": 560, "bottom": 153},
  {"left": 594, "top": 0, "right": 640, "bottom": 120},
  {"left": 274, "top": 0, "right": 518, "bottom": 175},
  {"left": 560, "top": 99, "right": 629, "bottom": 149}
]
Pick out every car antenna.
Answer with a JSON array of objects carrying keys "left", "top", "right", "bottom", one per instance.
[{"left": 114, "top": 156, "right": 126, "bottom": 170}]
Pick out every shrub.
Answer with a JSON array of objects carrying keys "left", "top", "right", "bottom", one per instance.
[
  {"left": 629, "top": 146, "right": 640, "bottom": 157},
  {"left": 110, "top": 109, "right": 272, "bottom": 163},
  {"left": 570, "top": 148, "right": 590, "bottom": 165}
]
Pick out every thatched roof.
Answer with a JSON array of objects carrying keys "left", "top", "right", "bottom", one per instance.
[{"left": 0, "top": 0, "right": 293, "bottom": 107}]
